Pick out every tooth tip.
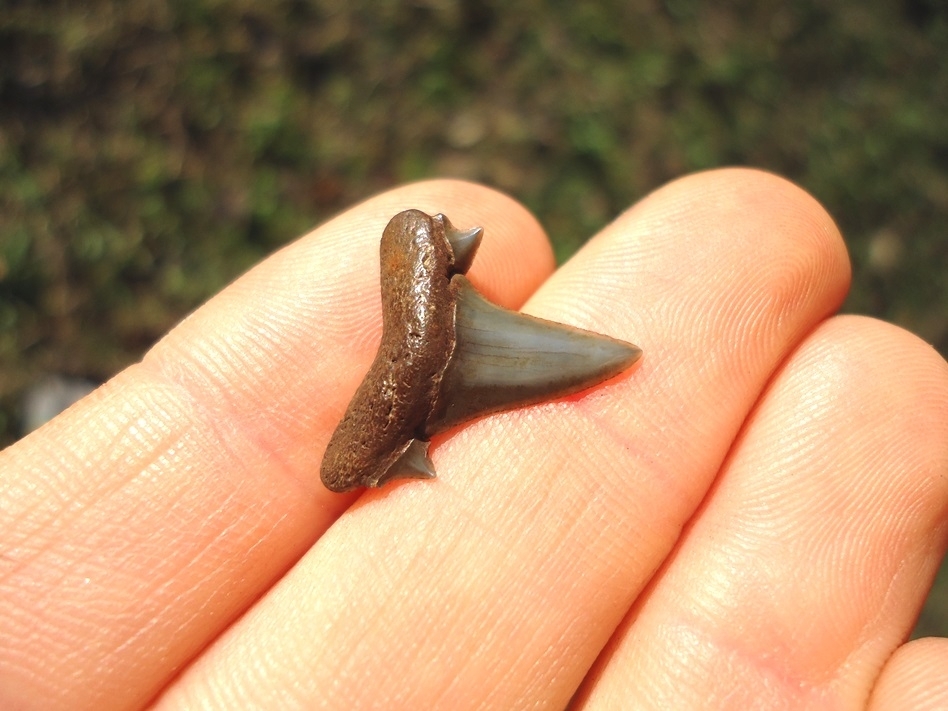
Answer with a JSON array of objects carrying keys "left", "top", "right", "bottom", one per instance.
[
  {"left": 375, "top": 438, "right": 437, "bottom": 487},
  {"left": 440, "top": 218, "right": 483, "bottom": 274},
  {"left": 449, "top": 232, "right": 483, "bottom": 273},
  {"left": 619, "top": 343, "right": 643, "bottom": 366},
  {"left": 578, "top": 337, "right": 642, "bottom": 383}
]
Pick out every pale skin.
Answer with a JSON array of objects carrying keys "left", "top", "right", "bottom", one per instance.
[{"left": 2, "top": 169, "right": 947, "bottom": 710}]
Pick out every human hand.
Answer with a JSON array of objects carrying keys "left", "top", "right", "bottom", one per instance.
[{"left": 2, "top": 170, "right": 947, "bottom": 710}]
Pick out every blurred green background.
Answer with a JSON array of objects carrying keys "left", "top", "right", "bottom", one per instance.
[{"left": 2, "top": 2, "right": 947, "bottom": 634}]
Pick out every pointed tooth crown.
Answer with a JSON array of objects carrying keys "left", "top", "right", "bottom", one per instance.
[
  {"left": 436, "top": 213, "right": 483, "bottom": 274},
  {"left": 425, "top": 276, "right": 642, "bottom": 435}
]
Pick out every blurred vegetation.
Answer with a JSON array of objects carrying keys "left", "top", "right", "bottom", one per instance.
[{"left": 1, "top": 1, "right": 947, "bottom": 632}]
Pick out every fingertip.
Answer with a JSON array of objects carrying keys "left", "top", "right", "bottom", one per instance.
[
  {"left": 796, "top": 314, "right": 948, "bottom": 508},
  {"left": 589, "top": 167, "right": 850, "bottom": 296},
  {"left": 870, "top": 638, "right": 948, "bottom": 711}
]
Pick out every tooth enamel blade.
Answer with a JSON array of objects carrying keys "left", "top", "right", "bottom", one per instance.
[
  {"left": 426, "top": 276, "right": 642, "bottom": 434},
  {"left": 377, "top": 438, "right": 437, "bottom": 486},
  {"left": 437, "top": 214, "right": 483, "bottom": 274}
]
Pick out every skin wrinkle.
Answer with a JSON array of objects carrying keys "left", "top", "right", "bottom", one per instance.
[
  {"left": 792, "top": 476, "right": 905, "bottom": 637},
  {"left": 1, "top": 383, "right": 186, "bottom": 586},
  {"left": 549, "top": 414, "right": 667, "bottom": 565},
  {"left": 5, "top": 389, "right": 157, "bottom": 534},
  {"left": 219, "top": 224, "right": 379, "bottom": 344},
  {"left": 840, "top": 560, "right": 915, "bottom": 685},
  {"left": 197, "top": 593, "right": 321, "bottom": 708},
  {"left": 29, "top": 536, "right": 140, "bottom": 625},
  {"left": 531, "top": 277, "right": 639, "bottom": 338},
  {"left": 428, "top": 414, "right": 529, "bottom": 499},
  {"left": 548, "top": 500, "right": 641, "bottom": 636},
  {"left": 311, "top": 522, "right": 455, "bottom": 701},
  {"left": 161, "top": 558, "right": 271, "bottom": 665},
  {"left": 140, "top": 346, "right": 317, "bottom": 496},
  {"left": 861, "top": 512, "right": 948, "bottom": 639},
  {"left": 13, "top": 376, "right": 296, "bottom": 708},
  {"left": 384, "top": 478, "right": 576, "bottom": 708},
  {"left": 155, "top": 327, "right": 267, "bottom": 411},
  {"left": 476, "top": 479, "right": 628, "bottom": 708},
  {"left": 434, "top": 411, "right": 612, "bottom": 535},
  {"left": 716, "top": 254, "right": 823, "bottom": 378},
  {"left": 342, "top": 574, "right": 452, "bottom": 705},
  {"left": 236, "top": 321, "right": 296, "bottom": 382},
  {"left": 452, "top": 597, "right": 545, "bottom": 709},
  {"left": 67, "top": 493, "right": 252, "bottom": 679}
]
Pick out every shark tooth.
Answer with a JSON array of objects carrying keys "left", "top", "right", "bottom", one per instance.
[{"left": 319, "top": 209, "right": 641, "bottom": 493}]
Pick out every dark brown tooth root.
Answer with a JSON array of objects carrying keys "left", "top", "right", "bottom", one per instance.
[
  {"left": 319, "top": 210, "right": 456, "bottom": 493},
  {"left": 320, "top": 209, "right": 642, "bottom": 493}
]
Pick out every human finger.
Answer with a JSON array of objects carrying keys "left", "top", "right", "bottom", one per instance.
[
  {"left": 869, "top": 638, "right": 948, "bottom": 710},
  {"left": 0, "top": 180, "right": 553, "bottom": 711},
  {"left": 574, "top": 317, "right": 948, "bottom": 709}
]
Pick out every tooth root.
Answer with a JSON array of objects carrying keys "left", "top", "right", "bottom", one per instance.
[
  {"left": 426, "top": 276, "right": 642, "bottom": 435},
  {"left": 375, "top": 438, "right": 436, "bottom": 487},
  {"left": 436, "top": 213, "right": 483, "bottom": 274}
]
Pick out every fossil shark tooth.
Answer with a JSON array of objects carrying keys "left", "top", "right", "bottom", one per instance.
[{"left": 319, "top": 209, "right": 642, "bottom": 493}]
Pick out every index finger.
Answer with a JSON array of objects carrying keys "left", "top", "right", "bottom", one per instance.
[{"left": 0, "top": 180, "right": 554, "bottom": 711}]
